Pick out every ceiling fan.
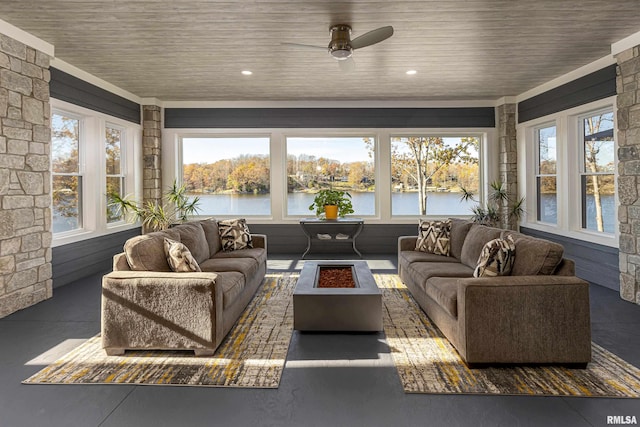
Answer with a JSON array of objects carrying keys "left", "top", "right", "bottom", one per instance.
[{"left": 283, "top": 24, "right": 394, "bottom": 72}]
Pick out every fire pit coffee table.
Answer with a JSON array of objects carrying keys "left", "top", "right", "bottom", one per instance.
[{"left": 293, "top": 261, "right": 382, "bottom": 332}]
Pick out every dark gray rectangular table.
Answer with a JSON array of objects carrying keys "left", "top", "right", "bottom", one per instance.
[{"left": 293, "top": 260, "right": 382, "bottom": 332}]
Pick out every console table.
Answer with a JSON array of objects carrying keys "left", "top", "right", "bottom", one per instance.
[{"left": 299, "top": 218, "right": 364, "bottom": 259}]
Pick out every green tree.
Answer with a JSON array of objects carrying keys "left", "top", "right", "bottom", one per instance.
[{"left": 391, "top": 136, "right": 479, "bottom": 215}]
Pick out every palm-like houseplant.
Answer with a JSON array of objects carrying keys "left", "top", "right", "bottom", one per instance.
[
  {"left": 108, "top": 180, "right": 201, "bottom": 232},
  {"left": 308, "top": 189, "right": 354, "bottom": 219},
  {"left": 460, "top": 181, "right": 525, "bottom": 228}
]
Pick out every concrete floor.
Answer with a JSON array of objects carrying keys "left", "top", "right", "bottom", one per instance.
[{"left": 1, "top": 253, "right": 640, "bottom": 427}]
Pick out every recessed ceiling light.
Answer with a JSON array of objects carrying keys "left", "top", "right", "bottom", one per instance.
[
  {"left": 406, "top": 70, "right": 417, "bottom": 75},
  {"left": 241, "top": 70, "right": 253, "bottom": 76}
]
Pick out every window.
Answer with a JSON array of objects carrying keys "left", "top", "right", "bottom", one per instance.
[
  {"left": 285, "top": 136, "right": 376, "bottom": 216},
  {"left": 535, "top": 124, "right": 557, "bottom": 224},
  {"left": 51, "top": 99, "right": 140, "bottom": 245},
  {"left": 52, "top": 113, "right": 82, "bottom": 233},
  {"left": 106, "top": 124, "right": 125, "bottom": 223},
  {"left": 390, "top": 136, "right": 479, "bottom": 216},
  {"left": 182, "top": 137, "right": 271, "bottom": 216},
  {"left": 580, "top": 110, "right": 615, "bottom": 234}
]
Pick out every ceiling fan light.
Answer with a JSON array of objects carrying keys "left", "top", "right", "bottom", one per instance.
[{"left": 330, "top": 48, "right": 353, "bottom": 60}]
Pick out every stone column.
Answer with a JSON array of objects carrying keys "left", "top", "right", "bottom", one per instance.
[
  {"left": 496, "top": 103, "right": 518, "bottom": 230},
  {"left": 0, "top": 34, "right": 52, "bottom": 318},
  {"left": 142, "top": 105, "right": 162, "bottom": 208},
  {"left": 616, "top": 46, "right": 640, "bottom": 305}
]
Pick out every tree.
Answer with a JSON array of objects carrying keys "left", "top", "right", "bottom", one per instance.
[
  {"left": 584, "top": 114, "right": 614, "bottom": 232},
  {"left": 391, "top": 136, "right": 479, "bottom": 215}
]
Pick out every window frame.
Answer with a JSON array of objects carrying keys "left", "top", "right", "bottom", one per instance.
[
  {"left": 51, "top": 99, "right": 141, "bottom": 247},
  {"left": 388, "top": 132, "right": 485, "bottom": 218},
  {"left": 534, "top": 122, "right": 557, "bottom": 225},
  {"left": 165, "top": 127, "right": 495, "bottom": 224},
  {"left": 283, "top": 133, "right": 378, "bottom": 218},
  {"left": 105, "top": 122, "right": 127, "bottom": 225},
  {"left": 518, "top": 96, "right": 617, "bottom": 247},
  {"left": 577, "top": 107, "right": 616, "bottom": 235},
  {"left": 51, "top": 109, "right": 85, "bottom": 235}
]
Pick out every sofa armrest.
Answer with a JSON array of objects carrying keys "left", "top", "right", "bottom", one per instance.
[
  {"left": 101, "top": 271, "right": 224, "bottom": 351},
  {"left": 113, "top": 252, "right": 131, "bottom": 271},
  {"left": 456, "top": 275, "right": 591, "bottom": 364},
  {"left": 398, "top": 236, "right": 418, "bottom": 252},
  {"left": 251, "top": 234, "right": 267, "bottom": 250}
]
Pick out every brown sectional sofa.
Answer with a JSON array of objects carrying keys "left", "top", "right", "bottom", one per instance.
[
  {"left": 101, "top": 218, "right": 267, "bottom": 356},
  {"left": 398, "top": 219, "right": 592, "bottom": 366}
]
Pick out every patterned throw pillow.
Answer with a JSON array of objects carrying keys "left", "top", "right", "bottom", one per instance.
[
  {"left": 163, "top": 238, "right": 202, "bottom": 272},
  {"left": 218, "top": 218, "right": 253, "bottom": 251},
  {"left": 473, "top": 235, "right": 516, "bottom": 278},
  {"left": 415, "top": 219, "right": 451, "bottom": 256}
]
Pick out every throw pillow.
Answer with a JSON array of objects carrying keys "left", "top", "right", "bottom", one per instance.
[
  {"left": 415, "top": 219, "right": 451, "bottom": 256},
  {"left": 473, "top": 235, "right": 516, "bottom": 278},
  {"left": 218, "top": 218, "right": 253, "bottom": 251},
  {"left": 163, "top": 238, "right": 202, "bottom": 272}
]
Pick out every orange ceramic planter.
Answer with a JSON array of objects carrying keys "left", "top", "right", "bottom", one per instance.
[{"left": 324, "top": 205, "right": 339, "bottom": 220}]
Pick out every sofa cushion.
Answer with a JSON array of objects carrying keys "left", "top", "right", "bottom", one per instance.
[
  {"left": 199, "top": 257, "right": 259, "bottom": 279},
  {"left": 124, "top": 229, "right": 181, "bottom": 271},
  {"left": 450, "top": 218, "right": 474, "bottom": 260},
  {"left": 416, "top": 219, "right": 451, "bottom": 256},
  {"left": 507, "top": 232, "right": 564, "bottom": 275},
  {"left": 163, "top": 238, "right": 202, "bottom": 272},
  {"left": 218, "top": 218, "right": 253, "bottom": 251},
  {"left": 173, "top": 222, "right": 210, "bottom": 264},
  {"left": 212, "top": 247, "right": 267, "bottom": 265},
  {"left": 214, "top": 271, "right": 246, "bottom": 309},
  {"left": 425, "top": 277, "right": 458, "bottom": 318},
  {"left": 399, "top": 250, "right": 460, "bottom": 266},
  {"left": 200, "top": 218, "right": 223, "bottom": 257},
  {"left": 406, "top": 261, "right": 474, "bottom": 291},
  {"left": 460, "top": 224, "right": 503, "bottom": 269},
  {"left": 473, "top": 235, "right": 515, "bottom": 277}
]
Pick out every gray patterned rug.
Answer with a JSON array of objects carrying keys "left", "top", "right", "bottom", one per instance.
[
  {"left": 376, "top": 274, "right": 640, "bottom": 397},
  {"left": 23, "top": 273, "right": 296, "bottom": 388}
]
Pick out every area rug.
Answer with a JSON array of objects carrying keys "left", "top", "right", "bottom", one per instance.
[
  {"left": 375, "top": 274, "right": 640, "bottom": 397},
  {"left": 23, "top": 273, "right": 296, "bottom": 388}
]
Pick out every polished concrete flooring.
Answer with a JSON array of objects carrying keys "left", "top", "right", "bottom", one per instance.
[{"left": 1, "top": 253, "right": 640, "bottom": 427}]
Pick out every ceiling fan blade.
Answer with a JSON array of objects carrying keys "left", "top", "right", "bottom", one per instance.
[
  {"left": 351, "top": 26, "right": 394, "bottom": 49},
  {"left": 281, "top": 42, "right": 326, "bottom": 51},
  {"left": 338, "top": 57, "right": 356, "bottom": 73}
]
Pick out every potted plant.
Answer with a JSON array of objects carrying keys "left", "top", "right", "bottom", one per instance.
[
  {"left": 108, "top": 180, "right": 201, "bottom": 232},
  {"left": 308, "top": 189, "right": 354, "bottom": 219},
  {"left": 460, "top": 180, "right": 525, "bottom": 229}
]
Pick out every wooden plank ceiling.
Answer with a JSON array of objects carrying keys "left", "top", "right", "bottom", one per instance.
[{"left": 0, "top": 0, "right": 639, "bottom": 101}]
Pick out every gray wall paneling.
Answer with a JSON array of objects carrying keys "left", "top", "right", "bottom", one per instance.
[
  {"left": 520, "top": 227, "right": 619, "bottom": 290},
  {"left": 50, "top": 68, "right": 141, "bottom": 124},
  {"left": 517, "top": 65, "right": 616, "bottom": 123},
  {"left": 52, "top": 228, "right": 141, "bottom": 288},
  {"left": 250, "top": 223, "right": 417, "bottom": 255},
  {"left": 164, "top": 107, "right": 496, "bottom": 128}
]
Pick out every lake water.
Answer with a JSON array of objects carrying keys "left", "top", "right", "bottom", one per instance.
[
  {"left": 192, "top": 191, "right": 476, "bottom": 216},
  {"left": 191, "top": 192, "right": 616, "bottom": 232}
]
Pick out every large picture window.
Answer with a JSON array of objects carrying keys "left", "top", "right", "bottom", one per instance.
[
  {"left": 52, "top": 113, "right": 82, "bottom": 233},
  {"left": 581, "top": 110, "right": 615, "bottom": 234},
  {"left": 182, "top": 137, "right": 271, "bottom": 216},
  {"left": 535, "top": 124, "right": 557, "bottom": 224},
  {"left": 285, "top": 136, "right": 376, "bottom": 216},
  {"left": 390, "top": 136, "right": 479, "bottom": 216}
]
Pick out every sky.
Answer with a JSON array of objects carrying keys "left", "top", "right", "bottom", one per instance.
[{"left": 182, "top": 136, "right": 373, "bottom": 164}]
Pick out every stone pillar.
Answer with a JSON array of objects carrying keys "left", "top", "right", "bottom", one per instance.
[
  {"left": 616, "top": 46, "right": 640, "bottom": 305},
  {"left": 142, "top": 105, "right": 162, "bottom": 208},
  {"left": 496, "top": 103, "right": 518, "bottom": 230},
  {"left": 0, "top": 34, "right": 52, "bottom": 318}
]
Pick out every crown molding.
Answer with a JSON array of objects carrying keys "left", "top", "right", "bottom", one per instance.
[{"left": 0, "top": 18, "right": 54, "bottom": 57}]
